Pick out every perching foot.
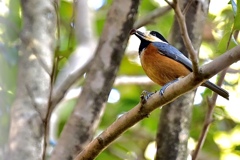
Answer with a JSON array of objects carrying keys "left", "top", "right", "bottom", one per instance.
[
  {"left": 159, "top": 79, "right": 179, "bottom": 96},
  {"left": 145, "top": 91, "right": 154, "bottom": 100}
]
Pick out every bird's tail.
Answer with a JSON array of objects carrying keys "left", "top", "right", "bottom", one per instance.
[{"left": 202, "top": 80, "right": 229, "bottom": 100}]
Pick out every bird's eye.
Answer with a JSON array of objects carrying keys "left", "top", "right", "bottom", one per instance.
[
  {"left": 150, "top": 31, "right": 157, "bottom": 37},
  {"left": 151, "top": 33, "right": 156, "bottom": 36}
]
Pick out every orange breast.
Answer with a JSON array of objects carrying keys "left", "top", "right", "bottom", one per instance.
[{"left": 140, "top": 44, "right": 190, "bottom": 86}]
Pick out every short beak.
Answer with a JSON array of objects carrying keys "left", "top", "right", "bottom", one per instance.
[
  {"left": 135, "top": 30, "right": 146, "bottom": 39},
  {"left": 130, "top": 29, "right": 147, "bottom": 40}
]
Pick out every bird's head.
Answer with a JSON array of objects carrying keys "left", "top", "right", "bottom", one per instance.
[
  {"left": 130, "top": 29, "right": 168, "bottom": 43},
  {"left": 130, "top": 29, "right": 168, "bottom": 54}
]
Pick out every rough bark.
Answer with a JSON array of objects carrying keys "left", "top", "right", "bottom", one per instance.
[
  {"left": 155, "top": 0, "right": 210, "bottom": 159},
  {"left": 156, "top": 92, "right": 194, "bottom": 160},
  {"left": 50, "top": 0, "right": 140, "bottom": 160},
  {"left": 7, "top": 0, "right": 56, "bottom": 160}
]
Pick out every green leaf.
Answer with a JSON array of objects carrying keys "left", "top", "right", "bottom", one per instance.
[
  {"left": 59, "top": 0, "right": 73, "bottom": 20},
  {"left": 218, "top": 31, "right": 237, "bottom": 53},
  {"left": 235, "top": 145, "right": 240, "bottom": 151}
]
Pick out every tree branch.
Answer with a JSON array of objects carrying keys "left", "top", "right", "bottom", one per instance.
[
  {"left": 182, "top": 0, "right": 194, "bottom": 15},
  {"left": 51, "top": 0, "right": 95, "bottom": 108},
  {"left": 133, "top": 5, "right": 171, "bottom": 29},
  {"left": 75, "top": 45, "right": 240, "bottom": 160},
  {"left": 114, "top": 75, "right": 154, "bottom": 86}
]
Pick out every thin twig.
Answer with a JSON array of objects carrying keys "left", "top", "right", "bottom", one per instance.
[
  {"left": 51, "top": 0, "right": 95, "bottom": 109},
  {"left": 227, "top": 32, "right": 233, "bottom": 50},
  {"left": 42, "top": 1, "right": 60, "bottom": 160},
  {"left": 165, "top": 0, "right": 199, "bottom": 74},
  {"left": 50, "top": 58, "right": 92, "bottom": 107},
  {"left": 164, "top": 0, "right": 174, "bottom": 8},
  {"left": 182, "top": 0, "right": 194, "bottom": 15},
  {"left": 192, "top": 68, "right": 227, "bottom": 160},
  {"left": 192, "top": 28, "right": 233, "bottom": 160}
]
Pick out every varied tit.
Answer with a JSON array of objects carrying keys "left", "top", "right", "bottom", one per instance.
[{"left": 130, "top": 29, "right": 229, "bottom": 100}]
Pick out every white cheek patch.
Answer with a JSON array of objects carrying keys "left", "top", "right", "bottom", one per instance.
[
  {"left": 149, "top": 36, "right": 168, "bottom": 44},
  {"left": 151, "top": 36, "right": 167, "bottom": 43},
  {"left": 144, "top": 31, "right": 168, "bottom": 44},
  {"left": 145, "top": 31, "right": 151, "bottom": 35}
]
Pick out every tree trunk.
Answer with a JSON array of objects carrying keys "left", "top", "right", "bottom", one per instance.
[
  {"left": 7, "top": 0, "right": 56, "bottom": 160},
  {"left": 50, "top": 0, "right": 139, "bottom": 159},
  {"left": 155, "top": 0, "right": 209, "bottom": 159}
]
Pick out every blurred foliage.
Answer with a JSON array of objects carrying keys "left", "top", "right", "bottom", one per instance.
[
  {"left": 1, "top": 0, "right": 240, "bottom": 159},
  {"left": 0, "top": 0, "right": 20, "bottom": 148}
]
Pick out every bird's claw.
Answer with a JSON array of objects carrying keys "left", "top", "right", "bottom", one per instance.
[
  {"left": 141, "top": 90, "right": 154, "bottom": 101},
  {"left": 146, "top": 92, "right": 154, "bottom": 99},
  {"left": 159, "top": 79, "right": 179, "bottom": 96},
  {"left": 159, "top": 89, "right": 164, "bottom": 96}
]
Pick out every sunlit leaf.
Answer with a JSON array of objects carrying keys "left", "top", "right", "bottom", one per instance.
[
  {"left": 218, "top": 31, "right": 237, "bottom": 53},
  {"left": 59, "top": 0, "right": 73, "bottom": 20},
  {"left": 234, "top": 145, "right": 240, "bottom": 151}
]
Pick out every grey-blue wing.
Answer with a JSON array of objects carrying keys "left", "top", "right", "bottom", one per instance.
[{"left": 152, "top": 42, "right": 193, "bottom": 71}]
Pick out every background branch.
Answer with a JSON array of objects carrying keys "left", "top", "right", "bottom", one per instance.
[
  {"left": 133, "top": 5, "right": 171, "bottom": 29},
  {"left": 192, "top": 68, "right": 227, "bottom": 160},
  {"left": 114, "top": 75, "right": 154, "bottom": 86},
  {"left": 51, "top": 0, "right": 95, "bottom": 109},
  {"left": 192, "top": 25, "right": 233, "bottom": 158}
]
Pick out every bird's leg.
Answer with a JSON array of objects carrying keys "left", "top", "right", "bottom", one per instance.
[
  {"left": 145, "top": 91, "right": 154, "bottom": 99},
  {"left": 160, "top": 79, "right": 179, "bottom": 96}
]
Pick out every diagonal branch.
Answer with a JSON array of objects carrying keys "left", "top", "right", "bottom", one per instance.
[
  {"left": 51, "top": 0, "right": 95, "bottom": 108},
  {"left": 192, "top": 68, "right": 227, "bottom": 160},
  {"left": 74, "top": 45, "right": 240, "bottom": 160},
  {"left": 192, "top": 26, "right": 234, "bottom": 159},
  {"left": 182, "top": 0, "right": 194, "bottom": 15},
  {"left": 133, "top": 5, "right": 171, "bottom": 29},
  {"left": 50, "top": 55, "right": 92, "bottom": 107}
]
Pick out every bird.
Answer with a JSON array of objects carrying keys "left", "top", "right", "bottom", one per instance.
[{"left": 130, "top": 29, "right": 229, "bottom": 100}]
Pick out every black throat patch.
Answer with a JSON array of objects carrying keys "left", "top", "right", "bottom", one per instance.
[{"left": 139, "top": 40, "right": 151, "bottom": 55}]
